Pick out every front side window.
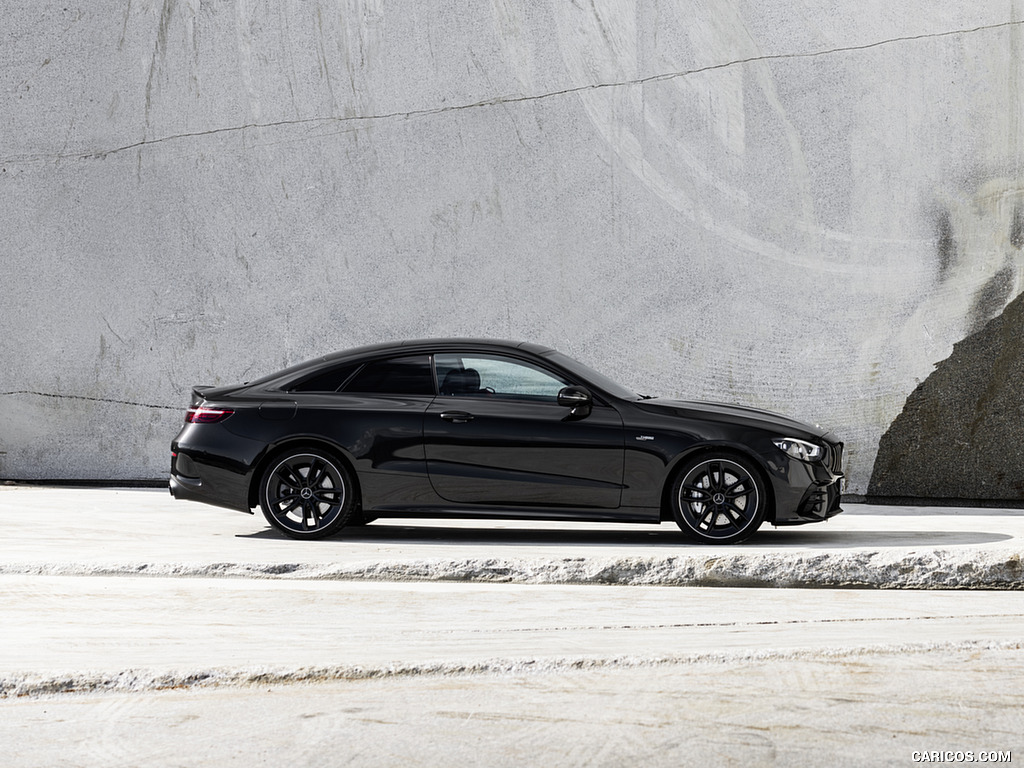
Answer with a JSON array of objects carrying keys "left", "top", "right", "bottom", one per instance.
[
  {"left": 343, "top": 355, "right": 435, "bottom": 395},
  {"left": 435, "top": 354, "right": 568, "bottom": 401}
]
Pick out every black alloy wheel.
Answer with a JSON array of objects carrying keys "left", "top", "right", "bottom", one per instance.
[
  {"left": 671, "top": 453, "right": 767, "bottom": 544},
  {"left": 259, "top": 449, "right": 354, "bottom": 539}
]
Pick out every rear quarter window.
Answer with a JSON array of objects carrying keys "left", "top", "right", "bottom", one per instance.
[{"left": 286, "top": 363, "right": 360, "bottom": 393}]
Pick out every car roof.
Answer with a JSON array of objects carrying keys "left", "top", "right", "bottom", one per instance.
[
  {"left": 326, "top": 338, "right": 554, "bottom": 362},
  {"left": 244, "top": 338, "right": 556, "bottom": 388}
]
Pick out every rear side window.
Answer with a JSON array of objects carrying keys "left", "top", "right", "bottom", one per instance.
[
  {"left": 287, "top": 363, "right": 360, "bottom": 393},
  {"left": 343, "top": 355, "right": 435, "bottom": 395}
]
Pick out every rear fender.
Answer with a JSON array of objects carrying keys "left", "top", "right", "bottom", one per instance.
[{"left": 246, "top": 437, "right": 361, "bottom": 511}]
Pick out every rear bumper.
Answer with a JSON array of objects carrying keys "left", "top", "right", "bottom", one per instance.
[{"left": 169, "top": 452, "right": 254, "bottom": 514}]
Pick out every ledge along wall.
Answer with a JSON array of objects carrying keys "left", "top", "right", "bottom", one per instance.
[{"left": 2, "top": 2, "right": 1024, "bottom": 501}]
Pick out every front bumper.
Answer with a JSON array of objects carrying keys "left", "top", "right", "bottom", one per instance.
[
  {"left": 792, "top": 477, "right": 843, "bottom": 522},
  {"left": 766, "top": 439, "right": 844, "bottom": 525}
]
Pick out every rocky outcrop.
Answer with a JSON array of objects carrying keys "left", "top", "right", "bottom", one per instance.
[{"left": 870, "top": 290, "right": 1024, "bottom": 501}]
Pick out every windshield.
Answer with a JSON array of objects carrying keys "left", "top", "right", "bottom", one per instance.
[{"left": 542, "top": 350, "right": 644, "bottom": 401}]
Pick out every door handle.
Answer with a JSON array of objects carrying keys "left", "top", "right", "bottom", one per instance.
[{"left": 440, "top": 411, "right": 474, "bottom": 423}]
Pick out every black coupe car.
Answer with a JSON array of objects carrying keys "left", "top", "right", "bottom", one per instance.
[{"left": 170, "top": 339, "right": 844, "bottom": 543}]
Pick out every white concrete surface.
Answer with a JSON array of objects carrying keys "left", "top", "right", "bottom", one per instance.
[
  {"left": 2, "top": 487, "right": 1023, "bottom": 588},
  {"left": 3, "top": 648, "right": 1022, "bottom": 767},
  {"left": 1, "top": 486, "right": 1022, "bottom": 765},
  {"left": 3, "top": 575, "right": 1023, "bottom": 698},
  {"left": 4, "top": 3, "right": 1024, "bottom": 494}
]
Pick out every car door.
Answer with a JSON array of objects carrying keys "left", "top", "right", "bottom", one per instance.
[{"left": 424, "top": 352, "right": 625, "bottom": 509}]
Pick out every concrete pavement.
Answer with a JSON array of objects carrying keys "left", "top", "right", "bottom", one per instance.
[
  {"left": 3, "top": 647, "right": 1023, "bottom": 768},
  {"left": 2, "top": 486, "right": 1022, "bottom": 766},
  {"left": 1, "top": 484, "right": 1023, "bottom": 698},
  {"left": 2, "top": 486, "right": 1023, "bottom": 588},
  {"left": 2, "top": 574, "right": 1023, "bottom": 698}
]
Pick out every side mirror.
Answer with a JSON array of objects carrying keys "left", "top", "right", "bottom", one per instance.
[{"left": 557, "top": 386, "right": 592, "bottom": 418}]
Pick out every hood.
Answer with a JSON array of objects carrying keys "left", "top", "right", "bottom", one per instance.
[{"left": 637, "top": 398, "right": 828, "bottom": 439}]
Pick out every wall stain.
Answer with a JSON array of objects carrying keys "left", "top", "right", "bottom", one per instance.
[
  {"left": 145, "top": 0, "right": 178, "bottom": 122},
  {"left": 1011, "top": 203, "right": 1024, "bottom": 249},
  {"left": 935, "top": 210, "right": 956, "bottom": 280},
  {"left": 968, "top": 265, "right": 1015, "bottom": 334}
]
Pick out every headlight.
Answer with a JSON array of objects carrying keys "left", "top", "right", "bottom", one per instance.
[{"left": 773, "top": 437, "right": 823, "bottom": 462}]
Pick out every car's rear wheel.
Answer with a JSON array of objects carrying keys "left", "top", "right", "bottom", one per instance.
[
  {"left": 259, "top": 448, "right": 354, "bottom": 539},
  {"left": 671, "top": 452, "right": 767, "bottom": 544}
]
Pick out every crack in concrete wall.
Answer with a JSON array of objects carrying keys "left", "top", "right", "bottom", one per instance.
[
  {"left": 3, "top": 18, "right": 1020, "bottom": 165},
  {"left": 0, "top": 392, "right": 178, "bottom": 412}
]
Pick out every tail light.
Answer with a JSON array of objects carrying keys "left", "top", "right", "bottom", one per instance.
[{"left": 185, "top": 407, "right": 234, "bottom": 424}]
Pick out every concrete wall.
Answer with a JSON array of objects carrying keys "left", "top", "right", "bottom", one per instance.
[{"left": 2, "top": 1, "right": 1023, "bottom": 498}]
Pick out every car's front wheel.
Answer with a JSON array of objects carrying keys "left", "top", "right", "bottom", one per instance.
[
  {"left": 258, "top": 448, "right": 354, "bottom": 539},
  {"left": 671, "top": 452, "right": 767, "bottom": 544}
]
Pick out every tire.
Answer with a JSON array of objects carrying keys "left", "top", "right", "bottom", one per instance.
[
  {"left": 670, "top": 452, "right": 767, "bottom": 544},
  {"left": 258, "top": 448, "right": 354, "bottom": 539}
]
